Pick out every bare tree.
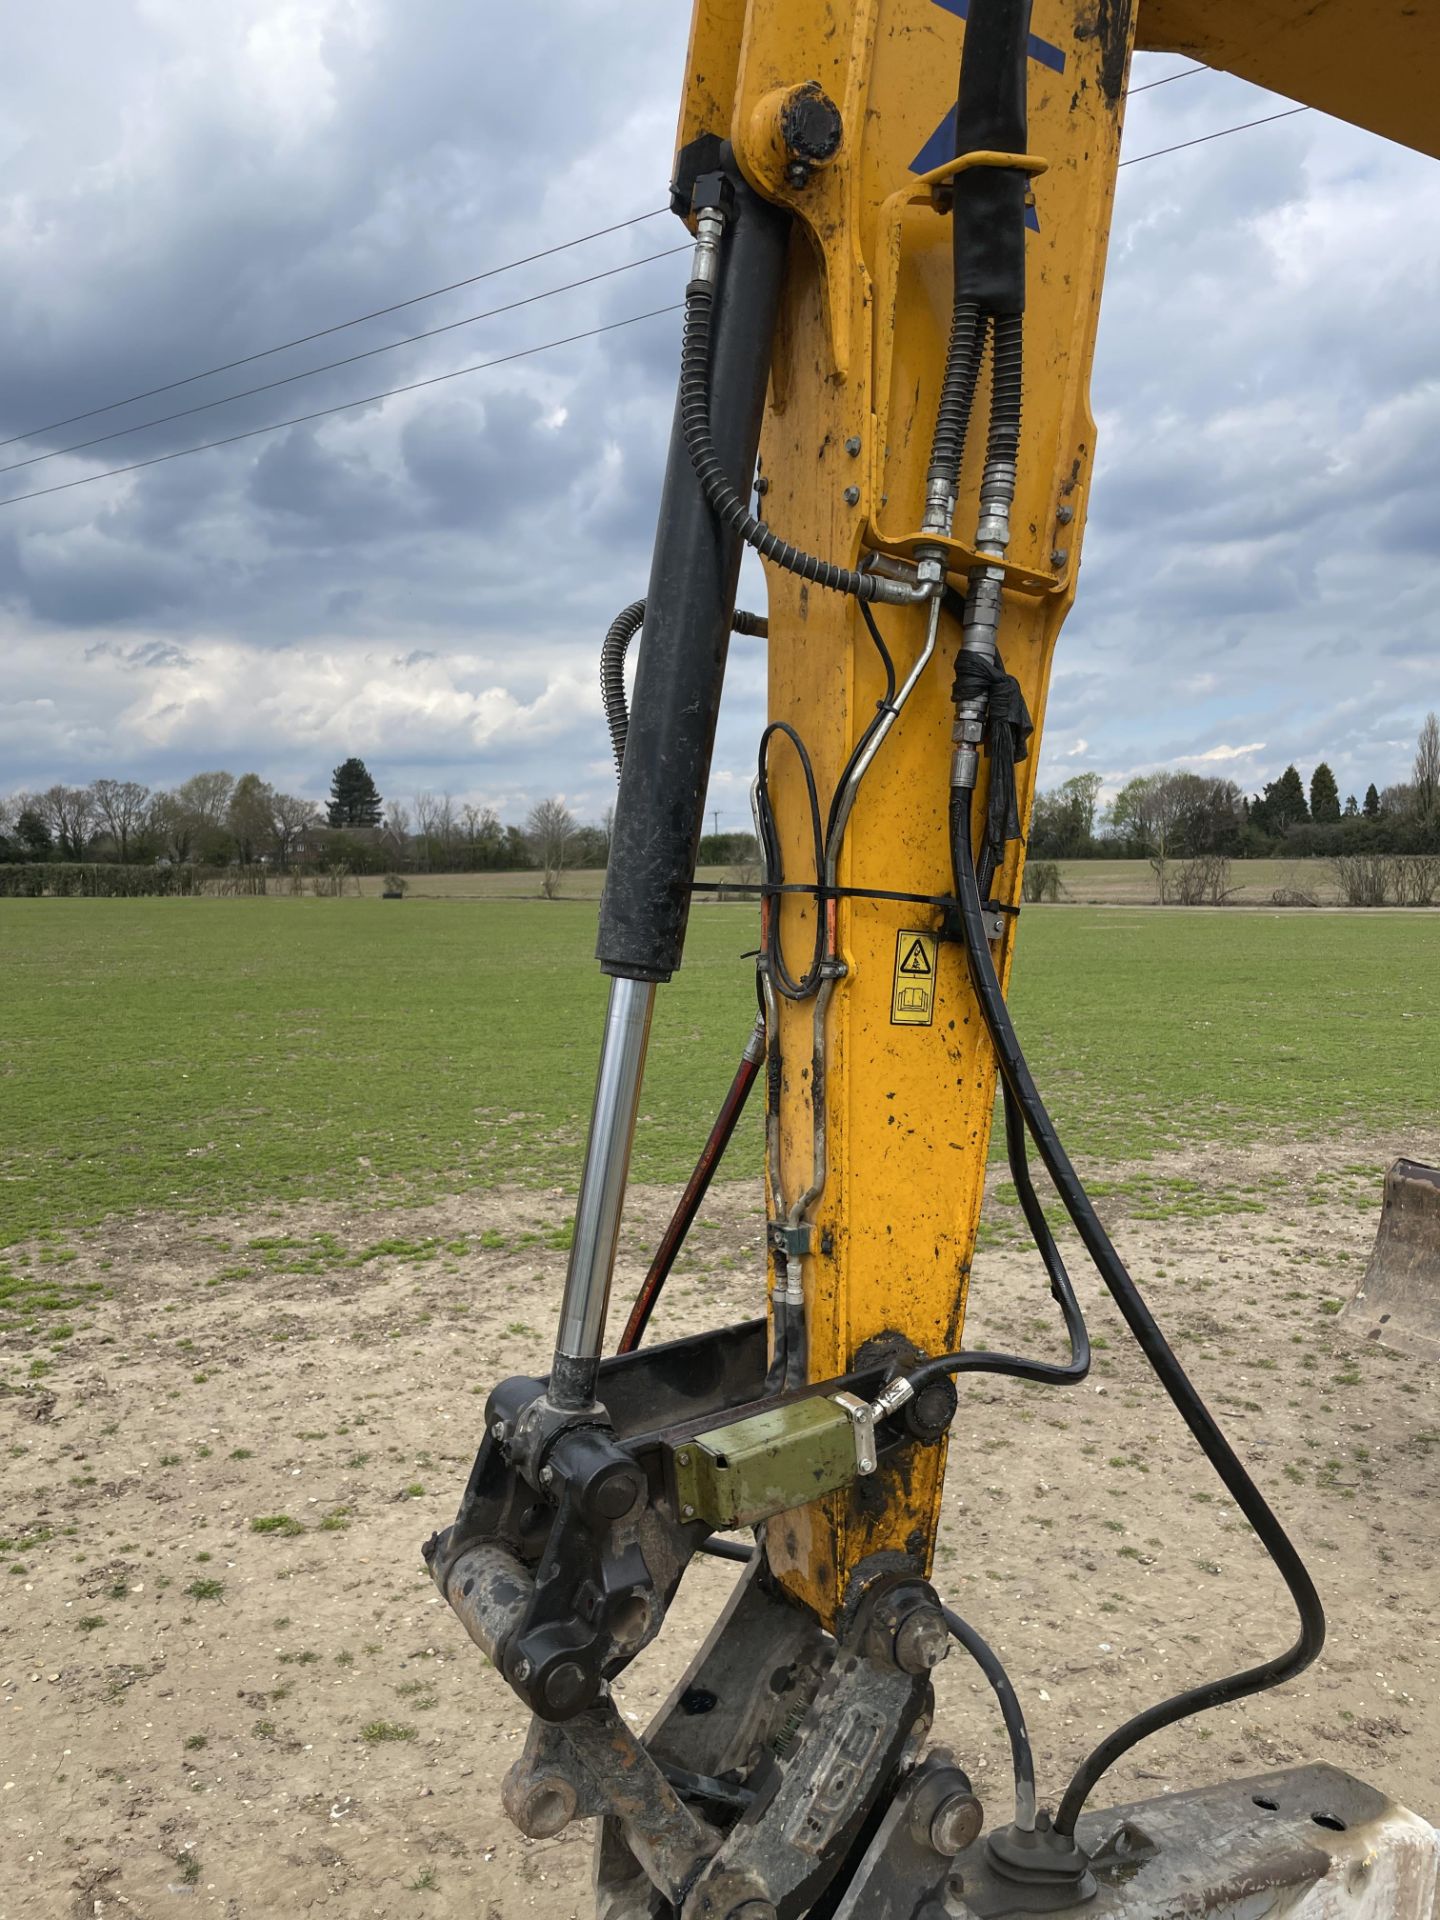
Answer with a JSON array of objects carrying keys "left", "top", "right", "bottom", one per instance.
[
  {"left": 269, "top": 792, "right": 319, "bottom": 864},
  {"left": 1414, "top": 711, "right": 1440, "bottom": 822},
  {"left": 90, "top": 779, "right": 151, "bottom": 862},
  {"left": 176, "top": 770, "right": 235, "bottom": 830},
  {"left": 148, "top": 791, "right": 195, "bottom": 865},
  {"left": 172, "top": 770, "right": 236, "bottom": 862},
  {"left": 39, "top": 784, "right": 98, "bottom": 860},
  {"left": 227, "top": 773, "right": 275, "bottom": 864},
  {"left": 1108, "top": 771, "right": 1190, "bottom": 895},
  {"left": 382, "top": 799, "right": 413, "bottom": 865},
  {"left": 527, "top": 797, "right": 577, "bottom": 899},
  {"left": 436, "top": 792, "right": 458, "bottom": 866},
  {"left": 412, "top": 791, "right": 440, "bottom": 871}
]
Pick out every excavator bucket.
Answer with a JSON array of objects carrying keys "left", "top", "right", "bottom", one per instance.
[{"left": 1348, "top": 1159, "right": 1440, "bottom": 1353}]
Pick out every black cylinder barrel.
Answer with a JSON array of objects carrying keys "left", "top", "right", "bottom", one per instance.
[{"left": 596, "top": 168, "right": 790, "bottom": 982}]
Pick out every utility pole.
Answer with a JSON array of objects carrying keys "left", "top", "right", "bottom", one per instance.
[{"left": 711, "top": 809, "right": 720, "bottom": 838}]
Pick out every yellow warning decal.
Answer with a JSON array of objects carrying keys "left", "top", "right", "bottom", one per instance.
[{"left": 890, "top": 929, "right": 937, "bottom": 1027}]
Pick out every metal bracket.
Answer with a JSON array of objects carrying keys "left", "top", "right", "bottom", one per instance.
[
  {"left": 831, "top": 1391, "right": 878, "bottom": 1475},
  {"left": 770, "top": 1220, "right": 814, "bottom": 1259}
]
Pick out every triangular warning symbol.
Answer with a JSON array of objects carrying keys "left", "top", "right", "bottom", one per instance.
[{"left": 899, "top": 938, "right": 932, "bottom": 976}]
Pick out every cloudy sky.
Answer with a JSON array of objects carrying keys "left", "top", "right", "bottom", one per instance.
[{"left": 2, "top": 1, "right": 1436, "bottom": 830}]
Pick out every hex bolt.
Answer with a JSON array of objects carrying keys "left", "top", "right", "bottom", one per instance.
[
  {"left": 1055, "top": 504, "right": 1074, "bottom": 524},
  {"left": 513, "top": 1656, "right": 532, "bottom": 1683},
  {"left": 682, "top": 1502, "right": 696, "bottom": 1518},
  {"left": 755, "top": 475, "right": 770, "bottom": 497},
  {"left": 1050, "top": 548, "right": 1069, "bottom": 569},
  {"left": 929, "top": 1790, "right": 984, "bottom": 1856},
  {"left": 491, "top": 1420, "right": 507, "bottom": 1443},
  {"left": 843, "top": 485, "right": 860, "bottom": 506},
  {"left": 845, "top": 436, "right": 862, "bottom": 457},
  {"left": 677, "top": 1450, "right": 692, "bottom": 1467},
  {"left": 539, "top": 1464, "right": 554, "bottom": 1488}
]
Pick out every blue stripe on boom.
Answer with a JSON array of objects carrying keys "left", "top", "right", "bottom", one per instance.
[{"left": 928, "top": 0, "right": 1067, "bottom": 75}]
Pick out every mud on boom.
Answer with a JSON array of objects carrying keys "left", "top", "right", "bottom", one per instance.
[{"left": 423, "top": 3, "right": 1440, "bottom": 1914}]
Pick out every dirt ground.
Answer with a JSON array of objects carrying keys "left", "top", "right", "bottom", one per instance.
[{"left": 3, "top": 1133, "right": 1438, "bottom": 1920}]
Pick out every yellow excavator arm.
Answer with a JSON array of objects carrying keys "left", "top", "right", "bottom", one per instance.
[
  {"left": 424, "top": 5, "right": 1440, "bottom": 1914},
  {"left": 1139, "top": 0, "right": 1440, "bottom": 161}
]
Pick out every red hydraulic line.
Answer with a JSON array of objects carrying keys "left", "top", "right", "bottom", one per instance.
[{"left": 616, "top": 1016, "right": 766, "bottom": 1354}]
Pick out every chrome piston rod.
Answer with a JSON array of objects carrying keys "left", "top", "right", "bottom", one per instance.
[{"left": 549, "top": 975, "right": 656, "bottom": 1410}]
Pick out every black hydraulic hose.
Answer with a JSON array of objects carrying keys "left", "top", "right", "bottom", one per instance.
[
  {"left": 681, "top": 277, "right": 882, "bottom": 602},
  {"left": 900, "top": 787, "right": 1090, "bottom": 1395},
  {"left": 755, "top": 721, "right": 826, "bottom": 1001},
  {"left": 698, "top": 1536, "right": 755, "bottom": 1565},
  {"left": 925, "top": 303, "right": 988, "bottom": 500},
  {"left": 601, "top": 598, "right": 767, "bottom": 779},
  {"left": 948, "top": 784, "right": 1325, "bottom": 1835},
  {"left": 901, "top": 1071, "right": 1089, "bottom": 1397},
  {"left": 951, "top": 0, "right": 1033, "bottom": 319},
  {"left": 943, "top": 1607, "right": 1036, "bottom": 1830},
  {"left": 985, "top": 310, "right": 1024, "bottom": 474}
]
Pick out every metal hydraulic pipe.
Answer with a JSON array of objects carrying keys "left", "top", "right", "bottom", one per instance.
[{"left": 549, "top": 975, "right": 656, "bottom": 1409}]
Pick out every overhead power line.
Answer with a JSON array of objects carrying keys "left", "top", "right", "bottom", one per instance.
[
  {"left": 1124, "top": 64, "right": 1208, "bottom": 97},
  {"left": 0, "top": 103, "right": 1315, "bottom": 514},
  {"left": 0, "top": 306, "right": 684, "bottom": 508},
  {"left": 2, "top": 69, "right": 1215, "bottom": 463},
  {"left": 4, "top": 70, "right": 1215, "bottom": 458},
  {"left": 0, "top": 207, "right": 670, "bottom": 451},
  {"left": 1119, "top": 105, "right": 1308, "bottom": 168},
  {"left": 0, "top": 246, "right": 688, "bottom": 478}
]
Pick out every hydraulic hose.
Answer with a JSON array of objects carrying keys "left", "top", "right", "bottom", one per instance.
[
  {"left": 948, "top": 785, "right": 1325, "bottom": 1835},
  {"left": 755, "top": 720, "right": 827, "bottom": 1001},
  {"left": 698, "top": 1536, "right": 755, "bottom": 1565},
  {"left": 943, "top": 1607, "right": 1037, "bottom": 1832},
  {"left": 924, "top": 303, "right": 988, "bottom": 516},
  {"left": 899, "top": 1062, "right": 1088, "bottom": 1398},
  {"left": 616, "top": 1014, "right": 765, "bottom": 1354},
  {"left": 601, "top": 599, "right": 768, "bottom": 779},
  {"left": 681, "top": 276, "right": 885, "bottom": 603}
]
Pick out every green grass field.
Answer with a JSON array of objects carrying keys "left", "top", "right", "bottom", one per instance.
[{"left": 3, "top": 897, "right": 1437, "bottom": 1254}]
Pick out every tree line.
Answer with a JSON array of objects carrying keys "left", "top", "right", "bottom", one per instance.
[
  {"left": 0, "top": 758, "right": 570, "bottom": 878},
  {"left": 13, "top": 712, "right": 1432, "bottom": 894},
  {"left": 0, "top": 754, "right": 762, "bottom": 890},
  {"left": 1028, "top": 713, "right": 1440, "bottom": 864}
]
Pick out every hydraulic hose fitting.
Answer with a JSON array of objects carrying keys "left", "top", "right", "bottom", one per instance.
[
  {"left": 688, "top": 205, "right": 727, "bottom": 292},
  {"left": 974, "top": 458, "right": 1018, "bottom": 553},
  {"left": 921, "top": 478, "right": 959, "bottom": 542},
  {"left": 960, "top": 566, "right": 1005, "bottom": 664},
  {"left": 951, "top": 729, "right": 982, "bottom": 793},
  {"left": 870, "top": 1375, "right": 917, "bottom": 1423}
]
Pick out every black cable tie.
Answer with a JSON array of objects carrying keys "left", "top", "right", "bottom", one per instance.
[{"left": 688, "top": 877, "right": 1023, "bottom": 919}]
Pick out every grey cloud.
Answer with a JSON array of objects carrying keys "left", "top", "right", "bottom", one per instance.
[{"left": 0, "top": 18, "right": 1436, "bottom": 832}]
